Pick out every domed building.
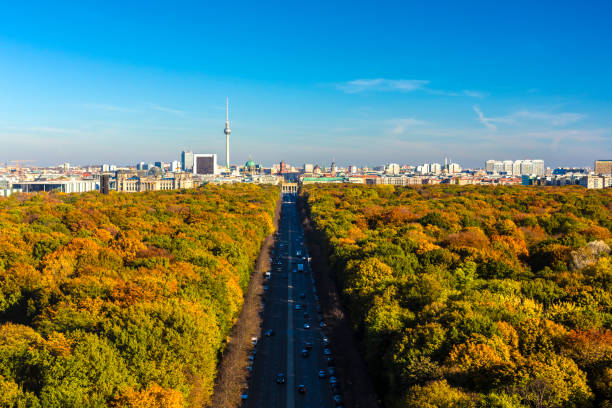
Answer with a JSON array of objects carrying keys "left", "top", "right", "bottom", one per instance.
[
  {"left": 243, "top": 156, "right": 259, "bottom": 175},
  {"left": 147, "top": 166, "right": 163, "bottom": 177}
]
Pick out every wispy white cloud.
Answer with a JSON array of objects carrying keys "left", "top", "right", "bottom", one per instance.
[
  {"left": 148, "top": 103, "right": 186, "bottom": 115},
  {"left": 83, "top": 102, "right": 186, "bottom": 116},
  {"left": 338, "top": 78, "right": 487, "bottom": 98},
  {"left": 22, "top": 126, "right": 83, "bottom": 135},
  {"left": 473, "top": 105, "right": 498, "bottom": 131},
  {"left": 388, "top": 118, "right": 426, "bottom": 135},
  {"left": 462, "top": 90, "right": 488, "bottom": 98},
  {"left": 513, "top": 110, "right": 584, "bottom": 126},
  {"left": 337, "top": 78, "right": 430, "bottom": 93},
  {"left": 472, "top": 106, "right": 585, "bottom": 130},
  {"left": 83, "top": 103, "right": 140, "bottom": 113},
  {"left": 427, "top": 89, "right": 488, "bottom": 98}
]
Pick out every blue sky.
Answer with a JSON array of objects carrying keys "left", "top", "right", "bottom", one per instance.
[{"left": 0, "top": 0, "right": 610, "bottom": 168}]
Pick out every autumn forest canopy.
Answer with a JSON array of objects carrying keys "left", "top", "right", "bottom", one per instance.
[
  {"left": 302, "top": 184, "right": 611, "bottom": 408},
  {"left": 0, "top": 184, "right": 278, "bottom": 407}
]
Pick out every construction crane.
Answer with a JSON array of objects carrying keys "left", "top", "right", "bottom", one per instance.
[{"left": 9, "top": 160, "right": 35, "bottom": 178}]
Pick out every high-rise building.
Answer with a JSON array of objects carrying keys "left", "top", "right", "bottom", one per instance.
[
  {"left": 304, "top": 163, "right": 314, "bottom": 173},
  {"left": 136, "top": 162, "right": 146, "bottom": 171},
  {"left": 430, "top": 163, "right": 442, "bottom": 174},
  {"left": 512, "top": 161, "right": 521, "bottom": 176},
  {"left": 485, "top": 160, "right": 500, "bottom": 173},
  {"left": 171, "top": 161, "right": 181, "bottom": 172},
  {"left": 224, "top": 98, "right": 231, "bottom": 169},
  {"left": 193, "top": 154, "right": 218, "bottom": 175},
  {"left": 595, "top": 160, "right": 612, "bottom": 175},
  {"left": 280, "top": 161, "right": 287, "bottom": 174},
  {"left": 533, "top": 160, "right": 545, "bottom": 176},
  {"left": 100, "top": 174, "right": 110, "bottom": 194},
  {"left": 181, "top": 151, "right": 194, "bottom": 172},
  {"left": 385, "top": 163, "right": 400, "bottom": 175},
  {"left": 448, "top": 163, "right": 462, "bottom": 173},
  {"left": 490, "top": 159, "right": 544, "bottom": 176}
]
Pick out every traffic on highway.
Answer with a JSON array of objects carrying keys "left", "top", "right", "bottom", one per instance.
[{"left": 245, "top": 193, "right": 342, "bottom": 408}]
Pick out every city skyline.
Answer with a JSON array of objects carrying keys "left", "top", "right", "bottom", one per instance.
[{"left": 0, "top": 1, "right": 611, "bottom": 167}]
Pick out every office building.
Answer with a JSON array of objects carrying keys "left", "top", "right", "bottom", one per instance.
[
  {"left": 20, "top": 179, "right": 99, "bottom": 194},
  {"left": 448, "top": 163, "right": 462, "bottom": 173},
  {"left": 595, "top": 160, "right": 612, "bottom": 175},
  {"left": 181, "top": 151, "right": 194, "bottom": 172},
  {"left": 100, "top": 175, "right": 110, "bottom": 194},
  {"left": 193, "top": 154, "right": 218, "bottom": 175},
  {"left": 580, "top": 175, "right": 612, "bottom": 189},
  {"left": 385, "top": 163, "right": 400, "bottom": 175},
  {"left": 304, "top": 163, "right": 314, "bottom": 173},
  {"left": 430, "top": 163, "right": 442, "bottom": 174}
]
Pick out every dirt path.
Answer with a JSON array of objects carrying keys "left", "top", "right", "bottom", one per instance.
[
  {"left": 298, "top": 197, "right": 380, "bottom": 408},
  {"left": 209, "top": 197, "right": 281, "bottom": 408}
]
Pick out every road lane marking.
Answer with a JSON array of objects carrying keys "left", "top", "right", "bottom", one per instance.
[{"left": 286, "top": 202, "right": 296, "bottom": 408}]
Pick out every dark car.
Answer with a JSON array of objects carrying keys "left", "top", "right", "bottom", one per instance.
[
  {"left": 323, "top": 348, "right": 332, "bottom": 356},
  {"left": 304, "top": 341, "right": 313, "bottom": 350},
  {"left": 334, "top": 394, "right": 344, "bottom": 406},
  {"left": 265, "top": 329, "right": 275, "bottom": 337},
  {"left": 329, "top": 376, "right": 338, "bottom": 385},
  {"left": 301, "top": 349, "right": 309, "bottom": 357},
  {"left": 318, "top": 369, "right": 327, "bottom": 378},
  {"left": 299, "top": 292, "right": 306, "bottom": 299},
  {"left": 276, "top": 373, "right": 286, "bottom": 384},
  {"left": 303, "top": 312, "right": 310, "bottom": 319},
  {"left": 331, "top": 383, "right": 341, "bottom": 395},
  {"left": 328, "top": 367, "right": 336, "bottom": 376},
  {"left": 297, "top": 384, "right": 307, "bottom": 394},
  {"left": 327, "top": 357, "right": 335, "bottom": 366}
]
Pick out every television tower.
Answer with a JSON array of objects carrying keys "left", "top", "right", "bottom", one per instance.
[{"left": 224, "top": 97, "right": 231, "bottom": 170}]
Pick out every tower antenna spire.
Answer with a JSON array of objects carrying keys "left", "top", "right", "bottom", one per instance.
[{"left": 224, "top": 97, "right": 232, "bottom": 170}]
